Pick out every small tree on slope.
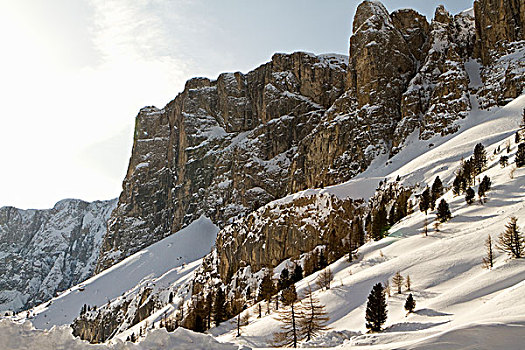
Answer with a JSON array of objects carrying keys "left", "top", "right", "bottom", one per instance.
[
  {"left": 497, "top": 217, "right": 525, "bottom": 258},
  {"left": 299, "top": 285, "right": 329, "bottom": 342},
  {"left": 516, "top": 143, "right": 525, "bottom": 167},
  {"left": 392, "top": 271, "right": 404, "bottom": 294},
  {"left": 482, "top": 235, "right": 494, "bottom": 269},
  {"left": 465, "top": 187, "right": 475, "bottom": 205},
  {"left": 273, "top": 285, "right": 302, "bottom": 348},
  {"left": 404, "top": 294, "right": 416, "bottom": 313},
  {"left": 473, "top": 143, "right": 487, "bottom": 174},
  {"left": 365, "top": 283, "right": 388, "bottom": 332},
  {"left": 436, "top": 199, "right": 452, "bottom": 222}
]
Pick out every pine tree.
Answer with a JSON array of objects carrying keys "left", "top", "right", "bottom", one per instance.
[
  {"left": 213, "top": 288, "right": 226, "bottom": 326},
  {"left": 478, "top": 175, "right": 491, "bottom": 204},
  {"left": 473, "top": 143, "right": 487, "bottom": 174},
  {"left": 292, "top": 263, "right": 303, "bottom": 283},
  {"left": 365, "top": 283, "right": 388, "bottom": 332},
  {"left": 419, "top": 188, "right": 431, "bottom": 215},
  {"left": 352, "top": 216, "right": 365, "bottom": 246},
  {"left": 516, "top": 143, "right": 525, "bottom": 167},
  {"left": 404, "top": 294, "right": 416, "bottom": 313},
  {"left": 273, "top": 285, "right": 302, "bottom": 348},
  {"left": 500, "top": 155, "right": 509, "bottom": 167},
  {"left": 482, "top": 235, "right": 494, "bottom": 270},
  {"left": 431, "top": 176, "right": 444, "bottom": 206},
  {"left": 299, "top": 286, "right": 329, "bottom": 342},
  {"left": 371, "top": 206, "right": 389, "bottom": 240},
  {"left": 259, "top": 268, "right": 276, "bottom": 314},
  {"left": 388, "top": 204, "right": 396, "bottom": 226},
  {"left": 516, "top": 131, "right": 521, "bottom": 143},
  {"left": 452, "top": 175, "right": 464, "bottom": 196},
  {"left": 405, "top": 275, "right": 411, "bottom": 291},
  {"left": 392, "top": 271, "right": 404, "bottom": 294},
  {"left": 465, "top": 187, "right": 475, "bottom": 205},
  {"left": 496, "top": 217, "right": 525, "bottom": 258},
  {"left": 436, "top": 199, "right": 452, "bottom": 222},
  {"left": 278, "top": 268, "right": 291, "bottom": 291}
]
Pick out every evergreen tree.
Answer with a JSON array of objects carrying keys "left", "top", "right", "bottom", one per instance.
[
  {"left": 371, "top": 206, "right": 389, "bottom": 240},
  {"left": 405, "top": 275, "right": 411, "bottom": 291},
  {"left": 213, "top": 288, "right": 226, "bottom": 327},
  {"left": 365, "top": 283, "right": 388, "bottom": 332},
  {"left": 516, "top": 131, "right": 521, "bottom": 143},
  {"left": 388, "top": 204, "right": 396, "bottom": 226},
  {"left": 404, "top": 294, "right": 416, "bottom": 313},
  {"left": 516, "top": 143, "right": 525, "bottom": 167},
  {"left": 273, "top": 285, "right": 302, "bottom": 348},
  {"left": 352, "top": 216, "right": 365, "bottom": 246},
  {"left": 278, "top": 268, "right": 291, "bottom": 291},
  {"left": 419, "top": 188, "right": 431, "bottom": 215},
  {"left": 465, "top": 187, "right": 475, "bottom": 205},
  {"left": 473, "top": 143, "right": 487, "bottom": 174},
  {"left": 452, "top": 175, "right": 464, "bottom": 196},
  {"left": 292, "top": 263, "right": 303, "bottom": 283},
  {"left": 496, "top": 216, "right": 525, "bottom": 258},
  {"left": 461, "top": 158, "right": 475, "bottom": 185},
  {"left": 482, "top": 235, "right": 494, "bottom": 270},
  {"left": 318, "top": 249, "right": 328, "bottom": 269},
  {"left": 500, "top": 155, "right": 509, "bottom": 167},
  {"left": 299, "top": 285, "right": 329, "bottom": 342},
  {"left": 436, "top": 199, "right": 452, "bottom": 222},
  {"left": 478, "top": 175, "right": 491, "bottom": 203},
  {"left": 392, "top": 271, "right": 404, "bottom": 294},
  {"left": 259, "top": 269, "right": 276, "bottom": 314},
  {"left": 431, "top": 176, "right": 444, "bottom": 206}
]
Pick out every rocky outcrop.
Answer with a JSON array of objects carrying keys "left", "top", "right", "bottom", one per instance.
[
  {"left": 95, "top": 52, "right": 349, "bottom": 272},
  {"left": 474, "top": 0, "right": 525, "bottom": 65},
  {"left": 214, "top": 193, "right": 364, "bottom": 282},
  {"left": 0, "top": 199, "right": 116, "bottom": 312},
  {"left": 394, "top": 7, "right": 474, "bottom": 148}
]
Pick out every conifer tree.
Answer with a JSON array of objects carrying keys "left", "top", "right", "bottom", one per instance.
[
  {"left": 278, "top": 268, "right": 291, "bottom": 291},
  {"left": 405, "top": 275, "right": 411, "bottom": 291},
  {"left": 465, "top": 187, "right": 475, "bottom": 205},
  {"left": 452, "top": 175, "right": 464, "bottom": 196},
  {"left": 273, "top": 285, "right": 302, "bottom": 348},
  {"left": 371, "top": 206, "right": 389, "bottom": 240},
  {"left": 473, "top": 143, "right": 487, "bottom": 174},
  {"left": 497, "top": 217, "right": 525, "bottom": 258},
  {"left": 392, "top": 271, "right": 404, "bottom": 294},
  {"left": 316, "top": 268, "right": 333, "bottom": 291},
  {"left": 436, "top": 199, "right": 452, "bottom": 222},
  {"left": 260, "top": 268, "right": 276, "bottom": 314},
  {"left": 213, "top": 288, "right": 226, "bottom": 327},
  {"left": 365, "top": 283, "right": 388, "bottom": 332},
  {"left": 516, "top": 143, "right": 525, "bottom": 167},
  {"left": 292, "top": 263, "right": 303, "bottom": 283},
  {"left": 388, "top": 204, "right": 396, "bottom": 226},
  {"left": 516, "top": 131, "right": 521, "bottom": 143},
  {"left": 431, "top": 176, "right": 443, "bottom": 206},
  {"left": 419, "top": 188, "right": 431, "bottom": 215},
  {"left": 352, "top": 216, "right": 365, "bottom": 246},
  {"left": 299, "top": 285, "right": 329, "bottom": 342},
  {"left": 500, "top": 155, "right": 509, "bottom": 167},
  {"left": 404, "top": 294, "right": 416, "bottom": 313},
  {"left": 482, "top": 235, "right": 494, "bottom": 270},
  {"left": 478, "top": 175, "right": 491, "bottom": 204}
]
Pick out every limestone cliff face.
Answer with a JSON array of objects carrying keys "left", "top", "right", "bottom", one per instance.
[
  {"left": 96, "top": 0, "right": 524, "bottom": 274},
  {"left": 474, "top": 0, "right": 525, "bottom": 65},
  {"left": 96, "top": 52, "right": 348, "bottom": 272}
]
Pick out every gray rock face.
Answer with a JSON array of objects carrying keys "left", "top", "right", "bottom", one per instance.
[
  {"left": 0, "top": 199, "right": 116, "bottom": 312},
  {"left": 95, "top": 0, "right": 525, "bottom": 275},
  {"left": 474, "top": 0, "right": 525, "bottom": 65},
  {"left": 95, "top": 52, "right": 349, "bottom": 272}
]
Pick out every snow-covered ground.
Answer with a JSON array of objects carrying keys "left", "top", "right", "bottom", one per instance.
[{"left": 17, "top": 216, "right": 218, "bottom": 329}]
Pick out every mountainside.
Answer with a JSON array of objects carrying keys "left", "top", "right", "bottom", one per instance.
[
  {"left": 0, "top": 199, "right": 116, "bottom": 313},
  {"left": 2, "top": 0, "right": 525, "bottom": 348},
  {"left": 95, "top": 0, "right": 524, "bottom": 274}
]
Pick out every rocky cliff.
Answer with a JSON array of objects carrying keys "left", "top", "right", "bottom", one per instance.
[
  {"left": 96, "top": 0, "right": 524, "bottom": 280},
  {"left": 0, "top": 199, "right": 116, "bottom": 312}
]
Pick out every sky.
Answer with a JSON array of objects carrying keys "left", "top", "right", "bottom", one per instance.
[{"left": 0, "top": 0, "right": 473, "bottom": 209}]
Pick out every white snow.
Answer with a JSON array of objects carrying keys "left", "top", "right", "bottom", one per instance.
[{"left": 22, "top": 216, "right": 218, "bottom": 330}]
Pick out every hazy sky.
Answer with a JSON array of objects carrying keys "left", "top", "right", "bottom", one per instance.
[{"left": 0, "top": 0, "right": 473, "bottom": 209}]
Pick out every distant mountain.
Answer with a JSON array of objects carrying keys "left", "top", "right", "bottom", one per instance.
[{"left": 0, "top": 198, "right": 116, "bottom": 312}]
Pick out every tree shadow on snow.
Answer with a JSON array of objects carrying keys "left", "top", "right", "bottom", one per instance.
[
  {"left": 383, "top": 320, "right": 449, "bottom": 332},
  {"left": 414, "top": 308, "right": 452, "bottom": 317}
]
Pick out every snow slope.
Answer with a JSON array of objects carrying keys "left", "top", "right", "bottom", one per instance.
[
  {"left": 22, "top": 216, "right": 218, "bottom": 329},
  {"left": 208, "top": 95, "right": 525, "bottom": 349}
]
